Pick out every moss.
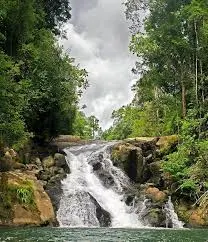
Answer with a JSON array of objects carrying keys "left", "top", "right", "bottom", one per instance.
[
  {"left": 157, "top": 135, "right": 178, "bottom": 155},
  {"left": 174, "top": 201, "right": 191, "bottom": 224}
]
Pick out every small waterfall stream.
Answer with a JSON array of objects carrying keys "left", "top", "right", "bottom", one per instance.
[
  {"left": 164, "top": 196, "right": 184, "bottom": 228},
  {"left": 57, "top": 142, "right": 183, "bottom": 228}
]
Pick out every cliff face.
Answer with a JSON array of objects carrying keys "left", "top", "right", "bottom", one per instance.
[{"left": 111, "top": 136, "right": 208, "bottom": 228}]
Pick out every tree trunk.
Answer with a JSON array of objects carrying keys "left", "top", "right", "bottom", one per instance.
[
  {"left": 194, "top": 20, "right": 199, "bottom": 105},
  {"left": 182, "top": 81, "right": 186, "bottom": 118}
]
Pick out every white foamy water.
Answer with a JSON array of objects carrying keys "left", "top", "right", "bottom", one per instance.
[
  {"left": 57, "top": 143, "right": 143, "bottom": 228},
  {"left": 164, "top": 196, "right": 184, "bottom": 228}
]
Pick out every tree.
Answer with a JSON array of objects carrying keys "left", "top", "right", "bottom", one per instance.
[
  {"left": 0, "top": 0, "right": 88, "bottom": 147},
  {"left": 0, "top": 52, "right": 29, "bottom": 149},
  {"left": 88, "top": 116, "right": 100, "bottom": 139},
  {"left": 38, "top": 0, "right": 71, "bottom": 35}
]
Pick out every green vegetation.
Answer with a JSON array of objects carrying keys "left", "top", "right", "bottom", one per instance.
[
  {"left": 162, "top": 111, "right": 208, "bottom": 200},
  {"left": 4, "top": 180, "right": 35, "bottom": 206},
  {"left": 0, "top": 0, "right": 88, "bottom": 149},
  {"left": 0, "top": 177, "right": 35, "bottom": 221},
  {"left": 103, "top": 0, "right": 208, "bottom": 201},
  {"left": 73, "top": 112, "right": 102, "bottom": 139},
  {"left": 15, "top": 181, "right": 34, "bottom": 205}
]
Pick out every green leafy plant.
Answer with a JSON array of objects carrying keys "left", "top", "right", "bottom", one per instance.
[{"left": 16, "top": 187, "right": 34, "bottom": 204}]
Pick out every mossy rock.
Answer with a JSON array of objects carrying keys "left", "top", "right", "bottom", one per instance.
[
  {"left": 175, "top": 198, "right": 208, "bottom": 227},
  {"left": 0, "top": 171, "right": 55, "bottom": 226},
  {"left": 42, "top": 156, "right": 55, "bottom": 169},
  {"left": 144, "top": 208, "right": 166, "bottom": 227},
  {"left": 156, "top": 135, "right": 178, "bottom": 154}
]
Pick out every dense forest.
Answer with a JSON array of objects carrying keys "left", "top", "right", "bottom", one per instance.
[
  {"left": 103, "top": 0, "right": 208, "bottom": 200},
  {"left": 0, "top": 0, "right": 102, "bottom": 150}
]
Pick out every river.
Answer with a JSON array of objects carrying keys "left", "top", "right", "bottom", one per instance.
[{"left": 0, "top": 227, "right": 208, "bottom": 242}]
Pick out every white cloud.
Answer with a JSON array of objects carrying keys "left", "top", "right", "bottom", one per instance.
[{"left": 61, "top": 0, "right": 136, "bottom": 129}]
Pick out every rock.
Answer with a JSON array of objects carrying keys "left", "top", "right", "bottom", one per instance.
[
  {"left": 189, "top": 210, "right": 206, "bottom": 226},
  {"left": 143, "top": 208, "right": 166, "bottom": 227},
  {"left": 54, "top": 135, "right": 81, "bottom": 143},
  {"left": 146, "top": 187, "right": 167, "bottom": 202},
  {"left": 111, "top": 143, "right": 144, "bottom": 183},
  {"left": 175, "top": 198, "right": 208, "bottom": 227},
  {"left": 33, "top": 158, "right": 42, "bottom": 167},
  {"left": 13, "top": 162, "right": 26, "bottom": 170},
  {"left": 13, "top": 204, "right": 40, "bottom": 225},
  {"left": 42, "top": 156, "right": 55, "bottom": 169},
  {"left": 0, "top": 154, "right": 14, "bottom": 172},
  {"left": 38, "top": 170, "right": 51, "bottom": 182},
  {"left": 0, "top": 171, "right": 55, "bottom": 226},
  {"left": 156, "top": 135, "right": 178, "bottom": 153},
  {"left": 89, "top": 153, "right": 115, "bottom": 189},
  {"left": 149, "top": 161, "right": 162, "bottom": 174},
  {"left": 93, "top": 162, "right": 102, "bottom": 171},
  {"left": 125, "top": 137, "right": 158, "bottom": 157},
  {"left": 89, "top": 194, "right": 111, "bottom": 227},
  {"left": 4, "top": 151, "right": 12, "bottom": 160},
  {"left": 8, "top": 149, "right": 17, "bottom": 158},
  {"left": 45, "top": 177, "right": 64, "bottom": 214},
  {"left": 26, "top": 164, "right": 39, "bottom": 171},
  {"left": 54, "top": 153, "right": 66, "bottom": 167},
  {"left": 49, "top": 173, "right": 66, "bottom": 184},
  {"left": 54, "top": 153, "right": 70, "bottom": 173}
]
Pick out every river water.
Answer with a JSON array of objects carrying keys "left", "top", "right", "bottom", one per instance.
[{"left": 0, "top": 227, "right": 208, "bottom": 242}]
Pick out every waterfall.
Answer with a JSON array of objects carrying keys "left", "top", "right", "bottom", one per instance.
[
  {"left": 57, "top": 142, "right": 143, "bottom": 228},
  {"left": 164, "top": 196, "right": 184, "bottom": 228}
]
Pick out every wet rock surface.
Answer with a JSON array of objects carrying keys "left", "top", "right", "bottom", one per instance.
[{"left": 89, "top": 194, "right": 111, "bottom": 227}]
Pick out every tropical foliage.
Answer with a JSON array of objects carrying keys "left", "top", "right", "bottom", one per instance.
[{"left": 0, "top": 0, "right": 88, "bottom": 148}]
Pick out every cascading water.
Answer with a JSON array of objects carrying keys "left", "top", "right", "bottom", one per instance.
[
  {"left": 57, "top": 142, "right": 143, "bottom": 228},
  {"left": 164, "top": 196, "right": 184, "bottom": 228},
  {"left": 57, "top": 142, "right": 184, "bottom": 229}
]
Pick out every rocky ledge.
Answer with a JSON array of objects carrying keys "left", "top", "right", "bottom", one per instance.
[
  {"left": 0, "top": 171, "right": 55, "bottom": 226},
  {"left": 0, "top": 143, "right": 70, "bottom": 227},
  {"left": 110, "top": 136, "right": 208, "bottom": 228}
]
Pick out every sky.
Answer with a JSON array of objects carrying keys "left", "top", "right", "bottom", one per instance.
[{"left": 61, "top": 0, "right": 136, "bottom": 129}]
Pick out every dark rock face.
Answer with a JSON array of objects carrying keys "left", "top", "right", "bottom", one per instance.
[
  {"left": 89, "top": 153, "right": 116, "bottom": 189},
  {"left": 45, "top": 174, "right": 65, "bottom": 214},
  {"left": 127, "top": 149, "right": 144, "bottom": 183},
  {"left": 32, "top": 152, "right": 70, "bottom": 223},
  {"left": 89, "top": 194, "right": 111, "bottom": 227},
  {"left": 111, "top": 143, "right": 144, "bottom": 183}
]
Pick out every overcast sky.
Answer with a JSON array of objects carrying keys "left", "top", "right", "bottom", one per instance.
[{"left": 61, "top": 0, "right": 136, "bottom": 129}]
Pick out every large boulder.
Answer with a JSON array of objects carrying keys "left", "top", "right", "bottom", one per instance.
[
  {"left": 143, "top": 207, "right": 166, "bottom": 227},
  {"left": 89, "top": 194, "right": 111, "bottom": 227},
  {"left": 0, "top": 171, "right": 55, "bottom": 226},
  {"left": 111, "top": 143, "right": 144, "bottom": 183},
  {"left": 145, "top": 187, "right": 167, "bottom": 203},
  {"left": 0, "top": 150, "right": 15, "bottom": 172},
  {"left": 124, "top": 137, "right": 157, "bottom": 157},
  {"left": 156, "top": 135, "right": 178, "bottom": 154},
  {"left": 42, "top": 156, "right": 55, "bottom": 169},
  {"left": 54, "top": 153, "right": 70, "bottom": 173}
]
